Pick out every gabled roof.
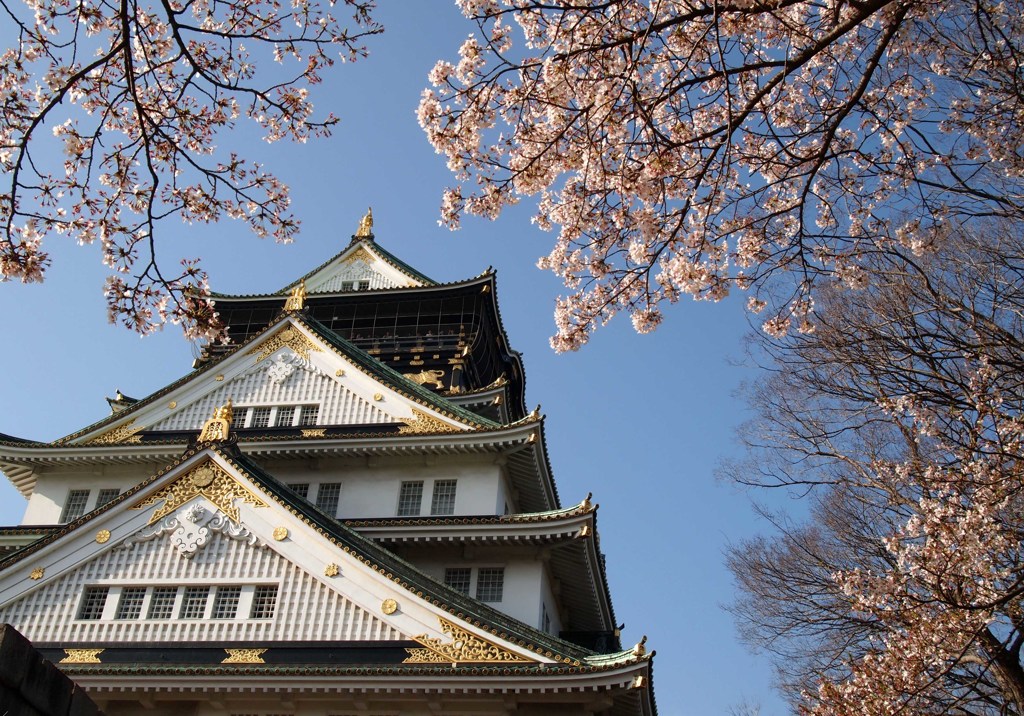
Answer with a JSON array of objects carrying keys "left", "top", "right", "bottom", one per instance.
[{"left": 0, "top": 441, "right": 601, "bottom": 666}]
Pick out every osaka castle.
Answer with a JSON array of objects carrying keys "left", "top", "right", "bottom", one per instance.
[{"left": 0, "top": 210, "right": 656, "bottom": 715}]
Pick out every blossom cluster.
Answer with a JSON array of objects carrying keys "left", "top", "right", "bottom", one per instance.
[
  {"left": 422, "top": 0, "right": 1024, "bottom": 350},
  {"left": 0, "top": 0, "right": 380, "bottom": 340}
]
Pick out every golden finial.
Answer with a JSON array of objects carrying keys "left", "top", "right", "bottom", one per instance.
[
  {"left": 285, "top": 279, "right": 307, "bottom": 311},
  {"left": 199, "top": 399, "right": 233, "bottom": 442},
  {"left": 581, "top": 492, "right": 593, "bottom": 511},
  {"left": 354, "top": 207, "right": 374, "bottom": 238},
  {"left": 632, "top": 635, "right": 648, "bottom": 657}
]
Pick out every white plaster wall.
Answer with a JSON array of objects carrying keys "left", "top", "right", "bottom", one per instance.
[
  {"left": 264, "top": 455, "right": 503, "bottom": 518},
  {"left": 22, "top": 464, "right": 161, "bottom": 524},
  {"left": 416, "top": 557, "right": 545, "bottom": 628}
]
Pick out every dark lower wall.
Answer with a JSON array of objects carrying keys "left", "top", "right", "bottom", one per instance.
[{"left": 0, "top": 624, "right": 102, "bottom": 716}]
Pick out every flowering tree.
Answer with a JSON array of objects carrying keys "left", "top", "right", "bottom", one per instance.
[
  {"left": 421, "top": 0, "right": 1024, "bottom": 350},
  {"left": 0, "top": 0, "right": 379, "bottom": 338},
  {"left": 726, "top": 225, "right": 1024, "bottom": 714}
]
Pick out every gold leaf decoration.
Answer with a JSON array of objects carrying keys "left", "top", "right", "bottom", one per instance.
[
  {"left": 248, "top": 326, "right": 321, "bottom": 363},
  {"left": 60, "top": 649, "right": 103, "bottom": 664},
  {"left": 381, "top": 598, "right": 398, "bottom": 615},
  {"left": 403, "top": 617, "right": 535, "bottom": 664},
  {"left": 222, "top": 648, "right": 267, "bottom": 664},
  {"left": 342, "top": 245, "right": 375, "bottom": 265},
  {"left": 324, "top": 563, "right": 339, "bottom": 577},
  {"left": 300, "top": 428, "right": 326, "bottom": 438},
  {"left": 131, "top": 459, "right": 266, "bottom": 525},
  {"left": 85, "top": 419, "right": 143, "bottom": 445},
  {"left": 272, "top": 526, "right": 289, "bottom": 541},
  {"left": 29, "top": 567, "right": 44, "bottom": 580},
  {"left": 95, "top": 530, "right": 111, "bottom": 544},
  {"left": 398, "top": 408, "right": 461, "bottom": 436}
]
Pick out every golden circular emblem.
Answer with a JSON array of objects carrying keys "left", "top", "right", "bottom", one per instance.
[
  {"left": 95, "top": 530, "right": 111, "bottom": 544},
  {"left": 191, "top": 466, "right": 217, "bottom": 488},
  {"left": 280, "top": 327, "right": 294, "bottom": 340},
  {"left": 381, "top": 598, "right": 398, "bottom": 615},
  {"left": 29, "top": 567, "right": 44, "bottom": 580},
  {"left": 168, "top": 401, "right": 177, "bottom": 409},
  {"left": 374, "top": 393, "right": 383, "bottom": 401},
  {"left": 273, "top": 527, "right": 289, "bottom": 541}
]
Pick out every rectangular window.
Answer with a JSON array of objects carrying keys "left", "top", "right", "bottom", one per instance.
[
  {"left": 357, "top": 279, "right": 371, "bottom": 291},
  {"left": 212, "top": 586, "right": 242, "bottom": 619},
  {"left": 96, "top": 488, "right": 120, "bottom": 507},
  {"left": 250, "top": 585, "right": 278, "bottom": 619},
  {"left": 180, "top": 586, "right": 210, "bottom": 619},
  {"left": 444, "top": 568, "right": 471, "bottom": 596},
  {"left": 274, "top": 407, "right": 296, "bottom": 427},
  {"left": 148, "top": 587, "right": 177, "bottom": 619},
  {"left": 430, "top": 480, "right": 457, "bottom": 516},
  {"left": 396, "top": 481, "right": 423, "bottom": 516},
  {"left": 298, "top": 405, "right": 319, "bottom": 426},
  {"left": 340, "top": 280, "right": 355, "bottom": 291},
  {"left": 60, "top": 490, "right": 90, "bottom": 523},
  {"left": 286, "top": 483, "right": 309, "bottom": 499},
  {"left": 115, "top": 587, "right": 146, "bottom": 620},
  {"left": 249, "top": 407, "right": 272, "bottom": 428},
  {"left": 78, "top": 587, "right": 109, "bottom": 620},
  {"left": 315, "top": 483, "right": 341, "bottom": 516},
  {"left": 476, "top": 568, "right": 505, "bottom": 602}
]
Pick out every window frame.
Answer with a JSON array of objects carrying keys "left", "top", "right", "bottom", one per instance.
[
  {"left": 396, "top": 481, "right": 424, "bottom": 517},
  {"left": 430, "top": 479, "right": 458, "bottom": 516},
  {"left": 60, "top": 489, "right": 91, "bottom": 523}
]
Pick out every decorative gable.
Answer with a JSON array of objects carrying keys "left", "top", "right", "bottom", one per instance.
[{"left": 300, "top": 241, "right": 427, "bottom": 294}]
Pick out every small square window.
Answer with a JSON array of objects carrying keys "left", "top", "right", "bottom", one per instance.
[
  {"left": 180, "top": 586, "right": 209, "bottom": 619},
  {"left": 274, "top": 407, "right": 296, "bottom": 427},
  {"left": 250, "top": 585, "right": 278, "bottom": 619},
  {"left": 60, "top": 490, "right": 90, "bottom": 523},
  {"left": 298, "top": 405, "right": 319, "bottom": 426},
  {"left": 476, "top": 568, "right": 504, "bottom": 602},
  {"left": 148, "top": 587, "right": 177, "bottom": 619},
  {"left": 315, "top": 483, "right": 341, "bottom": 516},
  {"left": 115, "top": 587, "right": 146, "bottom": 620},
  {"left": 78, "top": 587, "right": 109, "bottom": 620},
  {"left": 397, "top": 481, "right": 424, "bottom": 516},
  {"left": 97, "top": 488, "right": 120, "bottom": 506},
  {"left": 340, "top": 281, "right": 355, "bottom": 292},
  {"left": 212, "top": 586, "right": 242, "bottom": 619},
  {"left": 444, "top": 568, "right": 471, "bottom": 595},
  {"left": 249, "top": 407, "right": 271, "bottom": 428},
  {"left": 430, "top": 480, "right": 457, "bottom": 516},
  {"left": 287, "top": 483, "right": 309, "bottom": 499},
  {"left": 357, "top": 279, "right": 371, "bottom": 291}
]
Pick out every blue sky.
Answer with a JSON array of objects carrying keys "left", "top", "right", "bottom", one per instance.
[{"left": 0, "top": 3, "right": 799, "bottom": 712}]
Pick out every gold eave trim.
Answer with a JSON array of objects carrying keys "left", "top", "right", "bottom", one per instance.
[{"left": 404, "top": 617, "right": 537, "bottom": 664}]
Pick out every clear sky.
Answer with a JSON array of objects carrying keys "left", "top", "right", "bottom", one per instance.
[{"left": 0, "top": 3, "right": 798, "bottom": 713}]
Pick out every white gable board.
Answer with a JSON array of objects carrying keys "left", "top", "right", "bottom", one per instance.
[{"left": 302, "top": 242, "right": 425, "bottom": 293}]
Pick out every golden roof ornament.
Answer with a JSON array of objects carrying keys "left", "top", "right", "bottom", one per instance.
[
  {"left": 354, "top": 207, "right": 374, "bottom": 239},
  {"left": 198, "top": 399, "right": 233, "bottom": 442},
  {"left": 284, "top": 279, "right": 307, "bottom": 311}
]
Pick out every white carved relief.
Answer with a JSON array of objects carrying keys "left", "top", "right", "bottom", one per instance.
[
  {"left": 229, "top": 349, "right": 326, "bottom": 387},
  {"left": 122, "top": 503, "right": 265, "bottom": 558},
  {"left": 267, "top": 356, "right": 298, "bottom": 385}
]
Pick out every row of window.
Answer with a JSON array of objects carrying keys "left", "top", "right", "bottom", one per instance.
[
  {"left": 78, "top": 584, "right": 278, "bottom": 621},
  {"left": 443, "top": 567, "right": 504, "bottom": 602},
  {"left": 241, "top": 404, "right": 319, "bottom": 429},
  {"left": 398, "top": 480, "right": 457, "bottom": 517},
  {"left": 60, "top": 488, "right": 121, "bottom": 523}
]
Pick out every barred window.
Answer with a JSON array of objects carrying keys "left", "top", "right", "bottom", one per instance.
[
  {"left": 274, "top": 407, "right": 296, "bottom": 427},
  {"left": 475, "top": 568, "right": 505, "bottom": 602},
  {"left": 396, "top": 481, "right": 423, "bottom": 516},
  {"left": 286, "top": 483, "right": 309, "bottom": 499},
  {"left": 430, "top": 480, "right": 457, "bottom": 516},
  {"left": 60, "top": 490, "right": 90, "bottom": 523},
  {"left": 249, "top": 407, "right": 271, "bottom": 428},
  {"left": 180, "top": 587, "right": 210, "bottom": 619},
  {"left": 96, "top": 488, "right": 120, "bottom": 506},
  {"left": 357, "top": 279, "right": 370, "bottom": 291},
  {"left": 298, "top": 405, "right": 319, "bottom": 426},
  {"left": 148, "top": 587, "right": 177, "bottom": 619},
  {"left": 315, "top": 483, "right": 341, "bottom": 516},
  {"left": 444, "top": 568, "right": 471, "bottom": 596},
  {"left": 212, "top": 586, "right": 242, "bottom": 619},
  {"left": 250, "top": 585, "right": 278, "bottom": 619},
  {"left": 115, "top": 587, "right": 146, "bottom": 620},
  {"left": 78, "top": 587, "right": 109, "bottom": 620}
]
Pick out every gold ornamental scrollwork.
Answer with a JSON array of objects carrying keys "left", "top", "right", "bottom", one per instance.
[
  {"left": 398, "top": 408, "right": 461, "bottom": 436},
  {"left": 403, "top": 617, "right": 535, "bottom": 664},
  {"left": 343, "top": 246, "right": 375, "bottom": 265},
  {"left": 222, "top": 648, "right": 267, "bottom": 664},
  {"left": 248, "top": 326, "right": 321, "bottom": 363},
  {"left": 85, "top": 419, "right": 143, "bottom": 445},
  {"left": 60, "top": 648, "right": 104, "bottom": 664},
  {"left": 131, "top": 459, "right": 266, "bottom": 525}
]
